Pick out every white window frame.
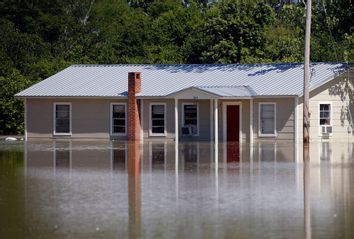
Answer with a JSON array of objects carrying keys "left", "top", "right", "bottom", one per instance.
[
  {"left": 53, "top": 102, "right": 72, "bottom": 136},
  {"left": 318, "top": 102, "right": 332, "bottom": 136},
  {"left": 110, "top": 103, "right": 127, "bottom": 136},
  {"left": 258, "top": 102, "right": 277, "bottom": 137},
  {"left": 182, "top": 102, "right": 199, "bottom": 136},
  {"left": 149, "top": 103, "right": 167, "bottom": 137}
]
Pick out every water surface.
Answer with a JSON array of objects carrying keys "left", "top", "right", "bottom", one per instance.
[{"left": 0, "top": 141, "right": 353, "bottom": 239}]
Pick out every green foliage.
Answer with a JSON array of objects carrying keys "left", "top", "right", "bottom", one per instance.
[
  {"left": 343, "top": 32, "right": 354, "bottom": 63},
  {"left": 0, "top": 0, "right": 353, "bottom": 134},
  {"left": 200, "top": 0, "right": 276, "bottom": 63},
  {"left": 0, "top": 68, "right": 30, "bottom": 135}
]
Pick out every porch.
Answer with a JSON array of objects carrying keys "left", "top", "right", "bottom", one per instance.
[{"left": 139, "top": 86, "right": 295, "bottom": 144}]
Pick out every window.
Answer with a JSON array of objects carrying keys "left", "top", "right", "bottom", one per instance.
[
  {"left": 54, "top": 103, "right": 71, "bottom": 134},
  {"left": 111, "top": 103, "right": 126, "bottom": 135},
  {"left": 259, "top": 103, "right": 276, "bottom": 136},
  {"left": 319, "top": 103, "right": 331, "bottom": 125},
  {"left": 182, "top": 104, "right": 198, "bottom": 135},
  {"left": 150, "top": 104, "right": 166, "bottom": 136}
]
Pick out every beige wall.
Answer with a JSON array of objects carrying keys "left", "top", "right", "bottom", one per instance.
[
  {"left": 141, "top": 99, "right": 215, "bottom": 141},
  {"left": 27, "top": 97, "right": 298, "bottom": 142},
  {"left": 141, "top": 99, "right": 176, "bottom": 139},
  {"left": 27, "top": 98, "right": 127, "bottom": 139},
  {"left": 178, "top": 99, "right": 211, "bottom": 141},
  {"left": 253, "top": 98, "right": 296, "bottom": 141},
  {"left": 27, "top": 99, "right": 53, "bottom": 138},
  {"left": 296, "top": 68, "right": 354, "bottom": 142}
]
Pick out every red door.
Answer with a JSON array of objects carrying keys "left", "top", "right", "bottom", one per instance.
[{"left": 227, "top": 105, "right": 240, "bottom": 162}]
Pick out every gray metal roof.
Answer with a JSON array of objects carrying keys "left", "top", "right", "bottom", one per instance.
[
  {"left": 16, "top": 63, "right": 351, "bottom": 98},
  {"left": 196, "top": 86, "right": 255, "bottom": 97}
]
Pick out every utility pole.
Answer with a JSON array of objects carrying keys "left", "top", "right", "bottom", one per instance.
[
  {"left": 303, "top": 3, "right": 312, "bottom": 237},
  {"left": 303, "top": 0, "right": 312, "bottom": 149}
]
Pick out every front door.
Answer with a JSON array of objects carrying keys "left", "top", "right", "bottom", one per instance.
[{"left": 226, "top": 105, "right": 240, "bottom": 162}]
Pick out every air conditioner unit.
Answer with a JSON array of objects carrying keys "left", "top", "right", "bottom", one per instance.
[
  {"left": 182, "top": 125, "right": 197, "bottom": 136},
  {"left": 321, "top": 125, "right": 332, "bottom": 135}
]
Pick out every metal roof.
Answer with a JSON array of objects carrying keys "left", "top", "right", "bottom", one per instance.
[
  {"left": 196, "top": 86, "right": 255, "bottom": 97},
  {"left": 16, "top": 63, "right": 351, "bottom": 98}
]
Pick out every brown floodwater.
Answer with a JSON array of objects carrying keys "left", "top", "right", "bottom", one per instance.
[{"left": 0, "top": 140, "right": 353, "bottom": 239}]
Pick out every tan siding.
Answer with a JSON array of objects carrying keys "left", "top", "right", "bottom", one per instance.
[
  {"left": 178, "top": 100, "right": 211, "bottom": 141},
  {"left": 253, "top": 98, "right": 295, "bottom": 141},
  {"left": 198, "top": 100, "right": 211, "bottom": 140},
  {"left": 27, "top": 98, "right": 127, "bottom": 139},
  {"left": 242, "top": 100, "right": 250, "bottom": 142},
  {"left": 27, "top": 99, "right": 54, "bottom": 138},
  {"left": 142, "top": 99, "right": 214, "bottom": 141},
  {"left": 142, "top": 99, "right": 175, "bottom": 139},
  {"left": 297, "top": 69, "right": 354, "bottom": 142},
  {"left": 73, "top": 99, "right": 111, "bottom": 138}
]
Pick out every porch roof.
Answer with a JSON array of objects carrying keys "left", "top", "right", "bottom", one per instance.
[
  {"left": 198, "top": 85, "right": 256, "bottom": 97},
  {"left": 167, "top": 85, "right": 255, "bottom": 99}
]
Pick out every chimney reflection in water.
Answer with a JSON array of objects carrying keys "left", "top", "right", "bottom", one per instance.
[{"left": 127, "top": 142, "right": 141, "bottom": 239}]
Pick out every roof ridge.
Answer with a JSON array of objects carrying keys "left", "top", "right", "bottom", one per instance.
[
  {"left": 197, "top": 85, "right": 249, "bottom": 88},
  {"left": 70, "top": 62, "right": 351, "bottom": 68}
]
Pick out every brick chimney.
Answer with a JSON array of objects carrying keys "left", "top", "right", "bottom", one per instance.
[{"left": 128, "top": 72, "right": 141, "bottom": 141}]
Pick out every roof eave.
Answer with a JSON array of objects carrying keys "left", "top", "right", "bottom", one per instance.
[
  {"left": 14, "top": 95, "right": 128, "bottom": 99},
  {"left": 166, "top": 86, "right": 221, "bottom": 98},
  {"left": 298, "top": 66, "right": 352, "bottom": 97}
]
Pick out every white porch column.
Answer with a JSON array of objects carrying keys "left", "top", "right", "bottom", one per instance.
[
  {"left": 175, "top": 97, "right": 179, "bottom": 203},
  {"left": 250, "top": 99, "right": 253, "bottom": 146},
  {"left": 140, "top": 99, "right": 144, "bottom": 143},
  {"left": 214, "top": 98, "right": 219, "bottom": 182},
  {"left": 175, "top": 135, "right": 179, "bottom": 204},
  {"left": 210, "top": 99, "right": 214, "bottom": 141},
  {"left": 24, "top": 98, "right": 27, "bottom": 141},
  {"left": 175, "top": 98, "right": 179, "bottom": 144},
  {"left": 214, "top": 99, "right": 219, "bottom": 144},
  {"left": 294, "top": 96, "right": 299, "bottom": 162}
]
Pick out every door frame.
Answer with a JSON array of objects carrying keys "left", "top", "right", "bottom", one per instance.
[{"left": 222, "top": 102, "right": 242, "bottom": 144}]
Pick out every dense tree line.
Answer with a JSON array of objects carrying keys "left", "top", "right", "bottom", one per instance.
[{"left": 0, "top": 0, "right": 353, "bottom": 135}]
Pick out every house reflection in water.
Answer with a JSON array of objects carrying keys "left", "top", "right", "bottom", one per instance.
[
  {"left": 27, "top": 140, "right": 349, "bottom": 185},
  {"left": 22, "top": 141, "right": 354, "bottom": 238},
  {"left": 226, "top": 142, "right": 240, "bottom": 162},
  {"left": 54, "top": 141, "right": 71, "bottom": 173},
  {"left": 25, "top": 141, "right": 301, "bottom": 173},
  {"left": 111, "top": 141, "right": 127, "bottom": 171}
]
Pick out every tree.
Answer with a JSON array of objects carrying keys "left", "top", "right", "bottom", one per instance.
[{"left": 200, "top": 0, "right": 275, "bottom": 63}]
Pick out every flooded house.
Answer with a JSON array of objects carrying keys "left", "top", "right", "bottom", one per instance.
[{"left": 15, "top": 63, "right": 354, "bottom": 143}]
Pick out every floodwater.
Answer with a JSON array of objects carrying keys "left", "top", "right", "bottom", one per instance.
[{"left": 0, "top": 141, "right": 354, "bottom": 239}]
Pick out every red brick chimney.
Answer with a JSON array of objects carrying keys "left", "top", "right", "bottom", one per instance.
[{"left": 128, "top": 72, "right": 141, "bottom": 141}]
